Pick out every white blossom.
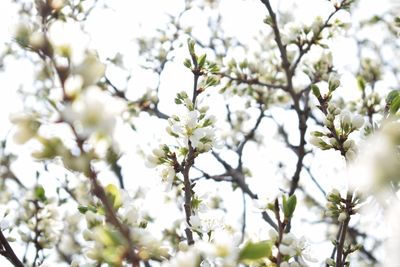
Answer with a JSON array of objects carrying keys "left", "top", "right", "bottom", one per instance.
[
  {"left": 62, "top": 86, "right": 125, "bottom": 139},
  {"left": 343, "top": 139, "right": 355, "bottom": 150},
  {"left": 29, "top": 32, "right": 45, "bottom": 50},
  {"left": 351, "top": 115, "right": 364, "bottom": 129},
  {"left": 167, "top": 248, "right": 200, "bottom": 267},
  {"left": 168, "top": 109, "right": 218, "bottom": 152},
  {"left": 74, "top": 52, "right": 105, "bottom": 86},
  {"left": 189, "top": 210, "right": 224, "bottom": 233},
  {"left": 278, "top": 234, "right": 316, "bottom": 266},
  {"left": 282, "top": 22, "right": 302, "bottom": 44},
  {"left": 159, "top": 165, "right": 176, "bottom": 190},
  {"left": 64, "top": 75, "right": 84, "bottom": 98},
  {"left": 349, "top": 120, "right": 400, "bottom": 199},
  {"left": 9, "top": 113, "right": 40, "bottom": 144},
  {"left": 279, "top": 244, "right": 297, "bottom": 257},
  {"left": 145, "top": 154, "right": 161, "bottom": 168},
  {"left": 199, "top": 230, "right": 241, "bottom": 266}
]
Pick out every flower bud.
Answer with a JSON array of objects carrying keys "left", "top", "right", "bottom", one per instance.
[
  {"left": 343, "top": 139, "right": 355, "bottom": 150},
  {"left": 329, "top": 137, "right": 338, "bottom": 146},
  {"left": 328, "top": 73, "right": 341, "bottom": 91},
  {"left": 345, "top": 149, "right": 357, "bottom": 161},
  {"left": 340, "top": 112, "right": 351, "bottom": 126},
  {"left": 309, "top": 136, "right": 323, "bottom": 147},
  {"left": 326, "top": 202, "right": 336, "bottom": 210},
  {"left": 351, "top": 115, "right": 364, "bottom": 129},
  {"left": 29, "top": 32, "right": 45, "bottom": 50},
  {"left": 338, "top": 212, "right": 347, "bottom": 222},
  {"left": 82, "top": 229, "right": 93, "bottom": 241},
  {"left": 325, "top": 258, "right": 335, "bottom": 266}
]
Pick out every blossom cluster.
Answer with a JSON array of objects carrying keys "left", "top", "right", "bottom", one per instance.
[
  {"left": 310, "top": 75, "right": 365, "bottom": 160},
  {"left": 309, "top": 107, "right": 364, "bottom": 160},
  {"left": 17, "top": 187, "right": 62, "bottom": 252},
  {"left": 145, "top": 91, "right": 219, "bottom": 188},
  {"left": 76, "top": 185, "right": 168, "bottom": 266},
  {"left": 167, "top": 109, "right": 217, "bottom": 154},
  {"left": 163, "top": 230, "right": 241, "bottom": 267}
]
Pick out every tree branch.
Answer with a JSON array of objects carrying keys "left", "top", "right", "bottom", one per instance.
[{"left": 0, "top": 229, "right": 24, "bottom": 267}]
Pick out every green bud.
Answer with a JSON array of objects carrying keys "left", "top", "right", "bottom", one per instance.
[
  {"left": 183, "top": 58, "right": 192, "bottom": 69},
  {"left": 328, "top": 74, "right": 341, "bottom": 92},
  {"left": 311, "top": 85, "right": 321, "bottom": 98},
  {"left": 282, "top": 194, "right": 297, "bottom": 219}
]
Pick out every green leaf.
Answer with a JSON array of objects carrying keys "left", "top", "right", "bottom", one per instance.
[
  {"left": 105, "top": 184, "right": 122, "bottom": 211},
  {"left": 207, "top": 62, "right": 220, "bottom": 73},
  {"left": 386, "top": 90, "right": 400, "bottom": 105},
  {"left": 238, "top": 240, "right": 272, "bottom": 261},
  {"left": 77, "top": 205, "right": 97, "bottom": 214},
  {"left": 183, "top": 58, "right": 192, "bottom": 69},
  {"left": 34, "top": 185, "right": 46, "bottom": 202},
  {"left": 204, "top": 76, "right": 219, "bottom": 88},
  {"left": 311, "top": 85, "right": 321, "bottom": 98},
  {"left": 198, "top": 54, "right": 207, "bottom": 68},
  {"left": 174, "top": 98, "right": 182, "bottom": 105},
  {"left": 390, "top": 95, "right": 400, "bottom": 114}
]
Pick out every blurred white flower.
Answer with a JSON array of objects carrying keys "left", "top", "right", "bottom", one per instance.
[
  {"left": 168, "top": 248, "right": 200, "bottom": 267},
  {"left": 9, "top": 113, "right": 40, "bottom": 144},
  {"left": 189, "top": 210, "right": 224, "bottom": 233},
  {"left": 198, "top": 230, "right": 241, "bottom": 266},
  {"left": 74, "top": 52, "right": 106, "bottom": 87},
  {"left": 62, "top": 86, "right": 125, "bottom": 139},
  {"left": 281, "top": 22, "right": 302, "bottom": 44},
  {"left": 351, "top": 115, "right": 364, "bottom": 129},
  {"left": 48, "top": 20, "right": 88, "bottom": 61},
  {"left": 348, "top": 120, "right": 400, "bottom": 198},
  {"left": 278, "top": 233, "right": 316, "bottom": 266},
  {"left": 383, "top": 201, "right": 400, "bottom": 267},
  {"left": 64, "top": 75, "right": 84, "bottom": 99},
  {"left": 29, "top": 32, "right": 45, "bottom": 50},
  {"left": 253, "top": 197, "right": 273, "bottom": 211},
  {"left": 0, "top": 206, "right": 10, "bottom": 230},
  {"left": 50, "top": 0, "right": 64, "bottom": 10}
]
